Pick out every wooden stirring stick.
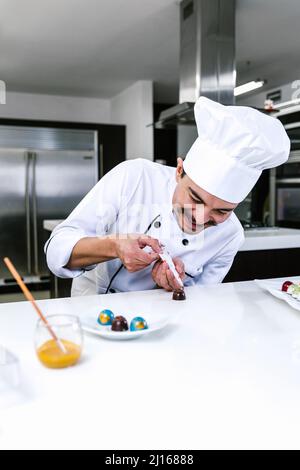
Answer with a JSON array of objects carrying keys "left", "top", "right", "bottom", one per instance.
[{"left": 3, "top": 257, "right": 67, "bottom": 354}]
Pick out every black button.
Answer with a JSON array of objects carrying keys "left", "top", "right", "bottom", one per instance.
[
  {"left": 110, "top": 288, "right": 116, "bottom": 294},
  {"left": 154, "top": 221, "right": 161, "bottom": 229},
  {"left": 182, "top": 239, "right": 189, "bottom": 246}
]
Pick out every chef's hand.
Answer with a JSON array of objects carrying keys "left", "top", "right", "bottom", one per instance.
[
  {"left": 152, "top": 257, "right": 185, "bottom": 292},
  {"left": 115, "top": 234, "right": 162, "bottom": 273}
]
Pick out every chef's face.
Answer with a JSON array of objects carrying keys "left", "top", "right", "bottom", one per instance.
[{"left": 173, "top": 158, "right": 238, "bottom": 234}]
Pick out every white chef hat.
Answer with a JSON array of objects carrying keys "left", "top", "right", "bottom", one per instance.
[{"left": 183, "top": 97, "right": 290, "bottom": 203}]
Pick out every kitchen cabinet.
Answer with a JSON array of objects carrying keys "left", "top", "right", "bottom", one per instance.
[
  {"left": 225, "top": 228, "right": 300, "bottom": 282},
  {"left": 224, "top": 248, "right": 300, "bottom": 282}
]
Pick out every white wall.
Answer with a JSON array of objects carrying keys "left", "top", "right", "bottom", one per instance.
[
  {"left": 111, "top": 80, "right": 154, "bottom": 160},
  {"left": 0, "top": 82, "right": 154, "bottom": 161},
  {"left": 0, "top": 91, "right": 111, "bottom": 123}
]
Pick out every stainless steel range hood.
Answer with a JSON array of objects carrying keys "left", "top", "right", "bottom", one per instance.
[{"left": 155, "top": 0, "right": 236, "bottom": 129}]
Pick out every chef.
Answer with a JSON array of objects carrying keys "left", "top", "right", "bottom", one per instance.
[{"left": 45, "top": 97, "right": 290, "bottom": 296}]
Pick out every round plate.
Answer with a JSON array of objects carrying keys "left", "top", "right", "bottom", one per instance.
[
  {"left": 255, "top": 278, "right": 300, "bottom": 312},
  {"left": 82, "top": 315, "right": 170, "bottom": 341}
]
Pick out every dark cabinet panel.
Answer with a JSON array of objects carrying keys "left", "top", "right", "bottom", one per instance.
[
  {"left": 224, "top": 248, "right": 300, "bottom": 283},
  {"left": 154, "top": 103, "right": 178, "bottom": 167},
  {"left": 98, "top": 124, "right": 126, "bottom": 178}
]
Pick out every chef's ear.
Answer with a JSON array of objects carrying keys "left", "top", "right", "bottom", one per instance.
[{"left": 176, "top": 157, "right": 185, "bottom": 181}]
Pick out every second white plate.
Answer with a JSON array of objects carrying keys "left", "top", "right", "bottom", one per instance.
[{"left": 255, "top": 278, "right": 300, "bottom": 312}]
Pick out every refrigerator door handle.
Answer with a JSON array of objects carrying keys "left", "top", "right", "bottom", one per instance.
[
  {"left": 25, "top": 152, "right": 32, "bottom": 275},
  {"left": 32, "top": 152, "right": 39, "bottom": 275},
  {"left": 99, "top": 143, "right": 104, "bottom": 179}
]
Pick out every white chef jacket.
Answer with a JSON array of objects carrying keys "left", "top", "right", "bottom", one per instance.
[{"left": 45, "top": 159, "right": 245, "bottom": 296}]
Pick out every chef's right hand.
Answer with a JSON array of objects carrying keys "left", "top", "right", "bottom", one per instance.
[
  {"left": 115, "top": 234, "right": 162, "bottom": 273},
  {"left": 151, "top": 257, "right": 185, "bottom": 292}
]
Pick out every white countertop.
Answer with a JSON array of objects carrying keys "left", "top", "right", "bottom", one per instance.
[
  {"left": 43, "top": 220, "right": 300, "bottom": 252},
  {"left": 43, "top": 220, "right": 62, "bottom": 232},
  {"left": 1, "top": 279, "right": 300, "bottom": 450},
  {"left": 240, "top": 227, "right": 300, "bottom": 251}
]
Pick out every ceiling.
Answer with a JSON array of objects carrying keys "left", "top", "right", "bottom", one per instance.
[
  {"left": 0, "top": 0, "right": 299, "bottom": 102},
  {"left": 236, "top": 0, "right": 300, "bottom": 92}
]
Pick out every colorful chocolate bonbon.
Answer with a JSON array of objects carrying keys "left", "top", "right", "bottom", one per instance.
[
  {"left": 130, "top": 317, "right": 148, "bottom": 331},
  {"left": 98, "top": 309, "right": 115, "bottom": 326}
]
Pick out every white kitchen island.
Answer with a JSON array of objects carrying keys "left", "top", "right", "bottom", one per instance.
[{"left": 1, "top": 279, "right": 300, "bottom": 450}]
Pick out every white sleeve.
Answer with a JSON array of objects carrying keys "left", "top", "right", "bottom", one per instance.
[
  {"left": 44, "top": 161, "right": 129, "bottom": 279},
  {"left": 193, "top": 231, "right": 245, "bottom": 286}
]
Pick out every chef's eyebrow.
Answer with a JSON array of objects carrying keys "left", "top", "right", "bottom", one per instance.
[
  {"left": 188, "top": 187, "right": 233, "bottom": 212},
  {"left": 189, "top": 188, "right": 204, "bottom": 203}
]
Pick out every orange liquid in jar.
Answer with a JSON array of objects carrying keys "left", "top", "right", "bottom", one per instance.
[{"left": 37, "top": 339, "right": 81, "bottom": 369}]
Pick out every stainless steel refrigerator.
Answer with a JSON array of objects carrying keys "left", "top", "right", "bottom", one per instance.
[{"left": 0, "top": 126, "right": 98, "bottom": 285}]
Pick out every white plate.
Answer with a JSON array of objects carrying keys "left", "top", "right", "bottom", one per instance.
[
  {"left": 82, "top": 314, "right": 170, "bottom": 341},
  {"left": 255, "top": 278, "right": 300, "bottom": 312}
]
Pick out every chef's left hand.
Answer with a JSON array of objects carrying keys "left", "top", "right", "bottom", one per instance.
[{"left": 152, "top": 257, "right": 185, "bottom": 292}]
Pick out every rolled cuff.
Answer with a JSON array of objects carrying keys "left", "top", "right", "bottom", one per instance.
[{"left": 45, "top": 229, "right": 96, "bottom": 279}]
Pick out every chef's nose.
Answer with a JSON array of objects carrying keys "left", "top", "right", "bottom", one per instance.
[
  {"left": 203, "top": 206, "right": 213, "bottom": 225},
  {"left": 193, "top": 203, "right": 206, "bottom": 221}
]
